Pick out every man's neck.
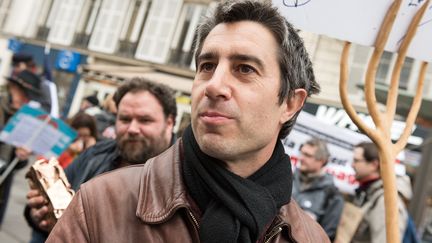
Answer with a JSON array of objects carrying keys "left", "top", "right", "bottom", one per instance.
[
  {"left": 299, "top": 170, "right": 323, "bottom": 182},
  {"left": 357, "top": 174, "right": 380, "bottom": 187},
  {"left": 223, "top": 139, "right": 278, "bottom": 178},
  {"left": 116, "top": 160, "right": 132, "bottom": 169},
  {"left": 224, "top": 160, "right": 267, "bottom": 178}
]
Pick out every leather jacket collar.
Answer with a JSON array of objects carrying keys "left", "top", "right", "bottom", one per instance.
[{"left": 135, "top": 139, "right": 328, "bottom": 242}]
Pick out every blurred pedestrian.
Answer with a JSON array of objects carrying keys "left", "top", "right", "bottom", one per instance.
[
  {"left": 79, "top": 95, "right": 101, "bottom": 115},
  {"left": 423, "top": 219, "right": 432, "bottom": 242},
  {"left": 94, "top": 93, "right": 117, "bottom": 139},
  {"left": 293, "top": 138, "right": 344, "bottom": 241},
  {"left": 351, "top": 142, "right": 410, "bottom": 243},
  {"left": 11, "top": 53, "right": 58, "bottom": 117},
  {"left": 57, "top": 112, "right": 98, "bottom": 168},
  {"left": 11, "top": 53, "right": 37, "bottom": 75},
  {"left": 0, "top": 70, "right": 48, "bottom": 226},
  {"left": 24, "top": 77, "right": 177, "bottom": 243}
]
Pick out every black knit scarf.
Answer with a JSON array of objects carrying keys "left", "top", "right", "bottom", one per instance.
[{"left": 182, "top": 126, "right": 293, "bottom": 243}]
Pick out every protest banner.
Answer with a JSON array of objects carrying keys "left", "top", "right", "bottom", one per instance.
[{"left": 285, "top": 111, "right": 407, "bottom": 194}]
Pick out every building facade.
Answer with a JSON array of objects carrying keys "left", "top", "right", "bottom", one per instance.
[{"left": 0, "top": 0, "right": 431, "bottom": 113}]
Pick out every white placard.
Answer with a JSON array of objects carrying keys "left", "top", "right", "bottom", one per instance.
[{"left": 272, "top": 0, "right": 432, "bottom": 62}]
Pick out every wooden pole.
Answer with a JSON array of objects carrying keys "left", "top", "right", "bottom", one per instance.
[{"left": 339, "top": 1, "right": 430, "bottom": 242}]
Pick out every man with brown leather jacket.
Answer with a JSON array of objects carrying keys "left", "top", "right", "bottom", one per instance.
[{"left": 47, "top": 1, "right": 329, "bottom": 242}]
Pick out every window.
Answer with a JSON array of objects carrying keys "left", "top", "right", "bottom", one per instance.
[
  {"left": 189, "top": 1, "right": 217, "bottom": 70},
  {"left": 128, "top": 0, "right": 150, "bottom": 43},
  {"left": 88, "top": 0, "right": 132, "bottom": 53},
  {"left": 135, "top": 0, "right": 184, "bottom": 63},
  {"left": 117, "top": 0, "right": 151, "bottom": 57},
  {"left": 376, "top": 51, "right": 394, "bottom": 84},
  {"left": 168, "top": 3, "right": 206, "bottom": 67},
  {"left": 399, "top": 57, "right": 414, "bottom": 90},
  {"left": 47, "top": 0, "right": 85, "bottom": 45},
  {"left": 375, "top": 51, "right": 417, "bottom": 91},
  {"left": 2, "top": 0, "right": 44, "bottom": 38},
  {"left": 426, "top": 67, "right": 432, "bottom": 99},
  {"left": 85, "top": 0, "right": 102, "bottom": 36},
  {"left": 35, "top": 0, "right": 54, "bottom": 40},
  {"left": 73, "top": 0, "right": 102, "bottom": 47},
  {"left": 0, "top": 0, "right": 12, "bottom": 29},
  {"left": 349, "top": 44, "right": 371, "bottom": 93}
]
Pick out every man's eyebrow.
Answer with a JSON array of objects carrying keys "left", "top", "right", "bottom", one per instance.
[
  {"left": 197, "top": 51, "right": 218, "bottom": 64},
  {"left": 230, "top": 54, "right": 264, "bottom": 70},
  {"left": 196, "top": 52, "right": 265, "bottom": 70}
]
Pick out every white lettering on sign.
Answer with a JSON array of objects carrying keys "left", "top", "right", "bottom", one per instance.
[{"left": 315, "top": 105, "right": 422, "bottom": 145}]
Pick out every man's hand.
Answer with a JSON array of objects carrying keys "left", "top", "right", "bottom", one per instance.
[
  {"left": 15, "top": 147, "right": 31, "bottom": 161},
  {"left": 69, "top": 139, "right": 84, "bottom": 154},
  {"left": 26, "top": 189, "right": 56, "bottom": 232}
]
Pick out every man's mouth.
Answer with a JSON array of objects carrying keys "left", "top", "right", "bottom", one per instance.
[{"left": 199, "top": 111, "right": 233, "bottom": 123}]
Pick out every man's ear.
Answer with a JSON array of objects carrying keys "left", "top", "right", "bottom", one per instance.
[
  {"left": 280, "top": 88, "right": 307, "bottom": 124},
  {"left": 166, "top": 115, "right": 175, "bottom": 132},
  {"left": 372, "top": 159, "right": 380, "bottom": 171}
]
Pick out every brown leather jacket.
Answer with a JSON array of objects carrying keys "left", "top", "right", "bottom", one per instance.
[{"left": 47, "top": 139, "right": 329, "bottom": 243}]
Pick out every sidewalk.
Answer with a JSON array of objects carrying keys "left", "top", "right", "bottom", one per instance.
[{"left": 0, "top": 161, "right": 32, "bottom": 243}]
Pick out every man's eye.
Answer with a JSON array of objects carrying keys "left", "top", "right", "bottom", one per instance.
[
  {"left": 238, "top": 64, "right": 255, "bottom": 74},
  {"left": 119, "top": 117, "right": 130, "bottom": 123},
  {"left": 200, "top": 63, "right": 215, "bottom": 72},
  {"left": 138, "top": 118, "right": 152, "bottom": 124}
]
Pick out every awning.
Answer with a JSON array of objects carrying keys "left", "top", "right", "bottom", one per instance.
[{"left": 80, "top": 64, "right": 193, "bottom": 94}]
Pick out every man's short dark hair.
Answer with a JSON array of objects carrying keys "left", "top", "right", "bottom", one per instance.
[
  {"left": 193, "top": 0, "right": 320, "bottom": 139},
  {"left": 113, "top": 77, "right": 177, "bottom": 122},
  {"left": 12, "top": 53, "right": 35, "bottom": 68},
  {"left": 84, "top": 95, "right": 99, "bottom": 107},
  {"left": 355, "top": 142, "right": 379, "bottom": 163},
  {"left": 304, "top": 138, "right": 330, "bottom": 162}
]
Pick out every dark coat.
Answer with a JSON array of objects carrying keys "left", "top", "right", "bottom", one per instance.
[{"left": 292, "top": 171, "right": 345, "bottom": 241}]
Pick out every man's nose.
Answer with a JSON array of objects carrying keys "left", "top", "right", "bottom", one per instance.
[
  {"left": 298, "top": 154, "right": 305, "bottom": 162},
  {"left": 127, "top": 120, "right": 140, "bottom": 135},
  {"left": 205, "top": 65, "right": 232, "bottom": 100}
]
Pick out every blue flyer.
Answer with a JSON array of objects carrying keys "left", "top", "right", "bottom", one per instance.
[{"left": 0, "top": 105, "right": 77, "bottom": 158}]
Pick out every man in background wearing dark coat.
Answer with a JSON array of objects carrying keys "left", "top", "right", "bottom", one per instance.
[{"left": 292, "top": 138, "right": 344, "bottom": 241}]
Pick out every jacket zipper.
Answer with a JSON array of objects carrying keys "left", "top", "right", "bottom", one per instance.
[
  {"left": 264, "top": 223, "right": 297, "bottom": 243},
  {"left": 264, "top": 225, "right": 283, "bottom": 243},
  {"left": 188, "top": 210, "right": 199, "bottom": 229},
  {"left": 187, "top": 209, "right": 200, "bottom": 243}
]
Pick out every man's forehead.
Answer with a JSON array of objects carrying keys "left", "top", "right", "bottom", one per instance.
[
  {"left": 118, "top": 91, "right": 162, "bottom": 111},
  {"left": 201, "top": 20, "right": 278, "bottom": 53},
  {"left": 353, "top": 147, "right": 364, "bottom": 157},
  {"left": 301, "top": 144, "right": 316, "bottom": 150}
]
